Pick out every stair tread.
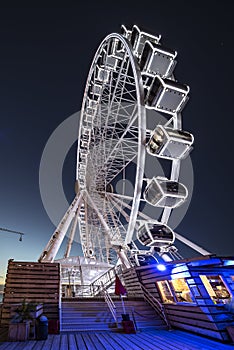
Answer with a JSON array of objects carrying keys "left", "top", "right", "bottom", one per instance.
[{"left": 60, "top": 298, "right": 166, "bottom": 331}]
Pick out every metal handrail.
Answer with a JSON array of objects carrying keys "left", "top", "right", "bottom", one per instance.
[
  {"left": 101, "top": 282, "right": 117, "bottom": 324},
  {"left": 140, "top": 283, "right": 171, "bottom": 329},
  {"left": 130, "top": 307, "right": 138, "bottom": 331},
  {"left": 90, "top": 266, "right": 116, "bottom": 295},
  {"left": 62, "top": 265, "right": 121, "bottom": 298}
]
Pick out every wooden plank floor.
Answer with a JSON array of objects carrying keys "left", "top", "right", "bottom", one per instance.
[{"left": 0, "top": 330, "right": 233, "bottom": 350}]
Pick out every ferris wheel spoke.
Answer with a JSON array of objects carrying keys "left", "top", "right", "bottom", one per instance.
[
  {"left": 108, "top": 196, "right": 131, "bottom": 223},
  {"left": 117, "top": 198, "right": 153, "bottom": 222},
  {"left": 85, "top": 190, "right": 121, "bottom": 244},
  {"left": 105, "top": 200, "right": 127, "bottom": 243},
  {"left": 100, "top": 58, "right": 138, "bottom": 155},
  {"left": 102, "top": 112, "right": 138, "bottom": 167},
  {"left": 108, "top": 70, "right": 137, "bottom": 122},
  {"left": 109, "top": 193, "right": 153, "bottom": 223},
  {"left": 105, "top": 151, "right": 137, "bottom": 186},
  {"left": 86, "top": 191, "right": 123, "bottom": 245},
  {"left": 91, "top": 100, "right": 138, "bottom": 176},
  {"left": 102, "top": 117, "right": 138, "bottom": 162},
  {"left": 117, "top": 79, "right": 138, "bottom": 99},
  {"left": 105, "top": 192, "right": 136, "bottom": 202},
  {"left": 107, "top": 193, "right": 150, "bottom": 229}
]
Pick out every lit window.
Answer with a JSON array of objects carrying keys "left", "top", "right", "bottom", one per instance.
[
  {"left": 200, "top": 275, "right": 230, "bottom": 304},
  {"left": 170, "top": 278, "right": 193, "bottom": 303},
  {"left": 157, "top": 280, "right": 175, "bottom": 303},
  {"left": 157, "top": 278, "right": 194, "bottom": 303}
]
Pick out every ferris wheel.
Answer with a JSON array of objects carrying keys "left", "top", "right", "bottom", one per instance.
[{"left": 39, "top": 25, "right": 210, "bottom": 266}]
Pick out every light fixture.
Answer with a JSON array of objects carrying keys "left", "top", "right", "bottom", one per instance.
[
  {"left": 19, "top": 234, "right": 23, "bottom": 242},
  {"left": 156, "top": 264, "right": 166, "bottom": 271}
]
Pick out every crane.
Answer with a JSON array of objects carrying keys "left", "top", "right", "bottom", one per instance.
[{"left": 0, "top": 227, "right": 26, "bottom": 241}]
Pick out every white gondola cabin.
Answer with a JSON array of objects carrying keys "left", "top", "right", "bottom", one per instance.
[
  {"left": 145, "top": 75, "right": 189, "bottom": 115},
  {"left": 121, "top": 24, "right": 132, "bottom": 41},
  {"left": 146, "top": 125, "right": 194, "bottom": 160},
  {"left": 139, "top": 41, "right": 177, "bottom": 78},
  {"left": 96, "top": 39, "right": 125, "bottom": 74},
  {"left": 130, "top": 25, "right": 161, "bottom": 57},
  {"left": 90, "top": 82, "right": 102, "bottom": 97},
  {"left": 144, "top": 177, "right": 188, "bottom": 208},
  {"left": 137, "top": 221, "right": 175, "bottom": 248},
  {"left": 96, "top": 65, "right": 111, "bottom": 84}
]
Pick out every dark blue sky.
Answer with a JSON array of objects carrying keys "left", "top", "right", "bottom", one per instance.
[{"left": 0, "top": 3, "right": 234, "bottom": 279}]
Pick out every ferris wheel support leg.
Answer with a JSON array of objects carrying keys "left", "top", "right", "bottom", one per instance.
[
  {"left": 64, "top": 207, "right": 80, "bottom": 259},
  {"left": 117, "top": 248, "right": 131, "bottom": 269},
  {"left": 175, "top": 231, "right": 211, "bottom": 255},
  {"left": 85, "top": 191, "right": 131, "bottom": 269},
  {"left": 38, "top": 193, "right": 83, "bottom": 262}
]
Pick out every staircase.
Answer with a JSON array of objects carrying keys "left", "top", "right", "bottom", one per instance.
[{"left": 61, "top": 298, "right": 167, "bottom": 332}]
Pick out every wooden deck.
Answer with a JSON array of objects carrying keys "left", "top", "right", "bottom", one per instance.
[{"left": 0, "top": 329, "right": 233, "bottom": 350}]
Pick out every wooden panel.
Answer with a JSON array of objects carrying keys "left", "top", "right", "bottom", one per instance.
[
  {"left": 167, "top": 313, "right": 219, "bottom": 331},
  {"left": 0, "top": 260, "right": 60, "bottom": 328},
  {"left": 165, "top": 306, "right": 213, "bottom": 322},
  {"left": 169, "top": 320, "right": 224, "bottom": 341},
  {"left": 122, "top": 269, "right": 144, "bottom": 298}
]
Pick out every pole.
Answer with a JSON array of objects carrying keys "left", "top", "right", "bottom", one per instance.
[{"left": 120, "top": 295, "right": 126, "bottom": 314}]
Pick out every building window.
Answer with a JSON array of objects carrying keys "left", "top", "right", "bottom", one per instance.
[
  {"left": 200, "top": 275, "right": 230, "bottom": 304},
  {"left": 170, "top": 278, "right": 193, "bottom": 303},
  {"left": 157, "top": 280, "right": 175, "bottom": 303},
  {"left": 157, "top": 278, "right": 193, "bottom": 303}
]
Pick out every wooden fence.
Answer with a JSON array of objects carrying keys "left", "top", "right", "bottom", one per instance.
[{"left": 0, "top": 260, "right": 60, "bottom": 327}]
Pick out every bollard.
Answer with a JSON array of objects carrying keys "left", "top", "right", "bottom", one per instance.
[
  {"left": 121, "top": 314, "right": 130, "bottom": 321},
  {"left": 37, "top": 315, "right": 48, "bottom": 340}
]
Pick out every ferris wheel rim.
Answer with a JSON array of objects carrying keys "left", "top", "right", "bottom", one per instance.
[
  {"left": 76, "top": 32, "right": 145, "bottom": 176},
  {"left": 76, "top": 32, "right": 147, "bottom": 260}
]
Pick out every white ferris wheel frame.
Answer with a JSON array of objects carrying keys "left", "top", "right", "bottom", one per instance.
[
  {"left": 76, "top": 33, "right": 146, "bottom": 248},
  {"left": 39, "top": 28, "right": 210, "bottom": 264}
]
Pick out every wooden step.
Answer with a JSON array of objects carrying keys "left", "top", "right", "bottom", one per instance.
[{"left": 60, "top": 298, "right": 167, "bottom": 332}]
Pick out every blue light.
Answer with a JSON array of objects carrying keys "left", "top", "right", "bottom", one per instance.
[
  {"left": 224, "top": 260, "right": 234, "bottom": 266},
  {"left": 157, "top": 264, "right": 166, "bottom": 271}
]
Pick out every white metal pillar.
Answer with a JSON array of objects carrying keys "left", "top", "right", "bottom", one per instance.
[{"left": 38, "top": 193, "right": 83, "bottom": 262}]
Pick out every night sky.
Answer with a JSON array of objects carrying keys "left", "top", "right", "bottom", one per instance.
[{"left": 0, "top": 3, "right": 234, "bottom": 280}]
